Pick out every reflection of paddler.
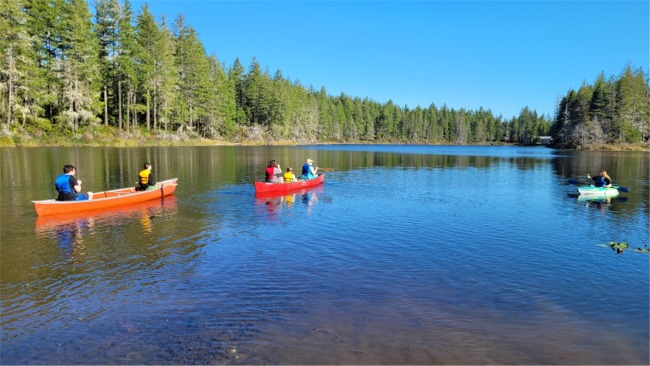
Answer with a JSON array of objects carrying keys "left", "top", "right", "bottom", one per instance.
[
  {"left": 284, "top": 193, "right": 295, "bottom": 208},
  {"left": 267, "top": 196, "right": 283, "bottom": 211},
  {"left": 302, "top": 191, "right": 318, "bottom": 205},
  {"left": 139, "top": 207, "right": 153, "bottom": 233},
  {"left": 302, "top": 191, "right": 318, "bottom": 214},
  {"left": 55, "top": 219, "right": 91, "bottom": 260}
]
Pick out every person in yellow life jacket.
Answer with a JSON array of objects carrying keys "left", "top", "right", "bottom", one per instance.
[
  {"left": 136, "top": 163, "right": 157, "bottom": 191},
  {"left": 284, "top": 167, "right": 296, "bottom": 182}
]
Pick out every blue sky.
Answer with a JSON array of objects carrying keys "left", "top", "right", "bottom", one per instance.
[{"left": 131, "top": 0, "right": 649, "bottom": 119}]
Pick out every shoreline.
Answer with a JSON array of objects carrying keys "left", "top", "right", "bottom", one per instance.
[{"left": 1, "top": 129, "right": 647, "bottom": 151}]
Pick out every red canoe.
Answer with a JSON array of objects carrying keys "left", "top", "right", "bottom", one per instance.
[
  {"left": 33, "top": 178, "right": 178, "bottom": 216},
  {"left": 254, "top": 173, "right": 325, "bottom": 194}
]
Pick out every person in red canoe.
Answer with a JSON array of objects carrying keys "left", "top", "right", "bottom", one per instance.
[
  {"left": 283, "top": 167, "right": 296, "bottom": 182},
  {"left": 265, "top": 160, "right": 284, "bottom": 183},
  {"left": 136, "top": 162, "right": 157, "bottom": 191},
  {"left": 55, "top": 164, "right": 93, "bottom": 201},
  {"left": 301, "top": 159, "right": 319, "bottom": 180}
]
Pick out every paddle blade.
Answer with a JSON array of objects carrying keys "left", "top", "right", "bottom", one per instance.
[
  {"left": 567, "top": 179, "right": 580, "bottom": 185},
  {"left": 616, "top": 186, "right": 630, "bottom": 193}
]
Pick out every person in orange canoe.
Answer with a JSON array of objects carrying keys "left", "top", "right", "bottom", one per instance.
[
  {"left": 55, "top": 164, "right": 93, "bottom": 201},
  {"left": 136, "top": 162, "right": 158, "bottom": 191}
]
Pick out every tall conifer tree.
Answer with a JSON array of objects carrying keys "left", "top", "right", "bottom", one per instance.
[
  {"left": 1, "top": 0, "right": 39, "bottom": 126},
  {"left": 58, "top": 0, "right": 100, "bottom": 131}
]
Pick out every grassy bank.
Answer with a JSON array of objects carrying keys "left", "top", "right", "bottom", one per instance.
[
  {"left": 552, "top": 140, "right": 650, "bottom": 151},
  {"left": 1, "top": 125, "right": 647, "bottom": 151},
  {"left": 0, "top": 125, "right": 237, "bottom": 147}
]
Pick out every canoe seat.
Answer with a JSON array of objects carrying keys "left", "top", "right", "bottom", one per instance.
[{"left": 105, "top": 191, "right": 133, "bottom": 198}]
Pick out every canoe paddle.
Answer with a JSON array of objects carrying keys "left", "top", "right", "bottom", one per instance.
[
  {"left": 567, "top": 179, "right": 630, "bottom": 192},
  {"left": 318, "top": 168, "right": 335, "bottom": 172}
]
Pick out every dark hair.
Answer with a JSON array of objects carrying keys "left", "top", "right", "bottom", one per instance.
[
  {"left": 63, "top": 164, "right": 76, "bottom": 174},
  {"left": 268, "top": 160, "right": 276, "bottom": 167},
  {"left": 144, "top": 163, "right": 152, "bottom": 169}
]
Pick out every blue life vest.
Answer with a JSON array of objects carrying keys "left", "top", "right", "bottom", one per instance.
[
  {"left": 55, "top": 174, "right": 78, "bottom": 201},
  {"left": 594, "top": 176, "right": 606, "bottom": 187},
  {"left": 301, "top": 163, "right": 316, "bottom": 180},
  {"left": 55, "top": 174, "right": 72, "bottom": 194}
]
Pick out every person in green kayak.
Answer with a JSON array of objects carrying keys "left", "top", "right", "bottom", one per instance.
[
  {"left": 55, "top": 164, "right": 93, "bottom": 201},
  {"left": 136, "top": 162, "right": 157, "bottom": 191},
  {"left": 587, "top": 170, "right": 612, "bottom": 188}
]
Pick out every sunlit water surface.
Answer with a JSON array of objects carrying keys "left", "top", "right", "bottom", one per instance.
[{"left": 1, "top": 145, "right": 648, "bottom": 364}]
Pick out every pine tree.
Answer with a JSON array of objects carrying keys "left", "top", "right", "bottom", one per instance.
[
  {"left": 94, "top": 0, "right": 119, "bottom": 126},
  {"left": 1, "top": 0, "right": 39, "bottom": 126},
  {"left": 26, "top": 0, "right": 65, "bottom": 122},
  {"left": 242, "top": 57, "right": 276, "bottom": 127},
  {"left": 228, "top": 57, "right": 247, "bottom": 126},
  {"left": 155, "top": 15, "right": 177, "bottom": 131},
  {"left": 615, "top": 66, "right": 649, "bottom": 142},
  {"left": 455, "top": 109, "right": 468, "bottom": 145},
  {"left": 135, "top": 3, "right": 158, "bottom": 130},
  {"left": 115, "top": 0, "right": 139, "bottom": 131},
  {"left": 204, "top": 55, "right": 224, "bottom": 136},
  {"left": 173, "top": 14, "right": 212, "bottom": 132},
  {"left": 58, "top": 0, "right": 100, "bottom": 131},
  {"left": 588, "top": 72, "right": 610, "bottom": 143}
]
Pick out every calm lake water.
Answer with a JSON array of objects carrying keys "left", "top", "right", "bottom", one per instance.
[{"left": 1, "top": 145, "right": 648, "bottom": 364}]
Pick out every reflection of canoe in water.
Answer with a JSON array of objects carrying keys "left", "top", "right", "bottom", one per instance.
[
  {"left": 577, "top": 186, "right": 620, "bottom": 198},
  {"left": 35, "top": 196, "right": 177, "bottom": 232},
  {"left": 254, "top": 173, "right": 324, "bottom": 194},
  {"left": 33, "top": 178, "right": 178, "bottom": 216}
]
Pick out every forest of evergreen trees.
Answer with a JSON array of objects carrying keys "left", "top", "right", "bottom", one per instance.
[
  {"left": 1, "top": 0, "right": 647, "bottom": 147},
  {"left": 551, "top": 67, "right": 649, "bottom": 147}
]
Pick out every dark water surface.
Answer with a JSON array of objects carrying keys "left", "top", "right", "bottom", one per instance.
[{"left": 1, "top": 145, "right": 648, "bottom": 364}]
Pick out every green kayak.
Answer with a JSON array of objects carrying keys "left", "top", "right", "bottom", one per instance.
[{"left": 577, "top": 186, "right": 620, "bottom": 197}]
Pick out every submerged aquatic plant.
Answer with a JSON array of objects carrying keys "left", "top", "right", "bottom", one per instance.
[
  {"left": 634, "top": 244, "right": 650, "bottom": 253},
  {"left": 596, "top": 241, "right": 629, "bottom": 254}
]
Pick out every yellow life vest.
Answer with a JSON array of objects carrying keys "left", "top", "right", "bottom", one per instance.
[
  {"left": 139, "top": 169, "right": 151, "bottom": 185},
  {"left": 284, "top": 172, "right": 295, "bottom": 182}
]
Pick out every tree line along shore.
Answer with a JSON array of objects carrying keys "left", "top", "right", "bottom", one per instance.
[{"left": 1, "top": 0, "right": 648, "bottom": 149}]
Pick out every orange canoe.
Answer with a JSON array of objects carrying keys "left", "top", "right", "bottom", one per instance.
[
  {"left": 254, "top": 173, "right": 324, "bottom": 194},
  {"left": 33, "top": 178, "right": 178, "bottom": 216}
]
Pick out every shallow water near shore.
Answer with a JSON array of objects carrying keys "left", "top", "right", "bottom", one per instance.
[{"left": 1, "top": 145, "right": 648, "bottom": 364}]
